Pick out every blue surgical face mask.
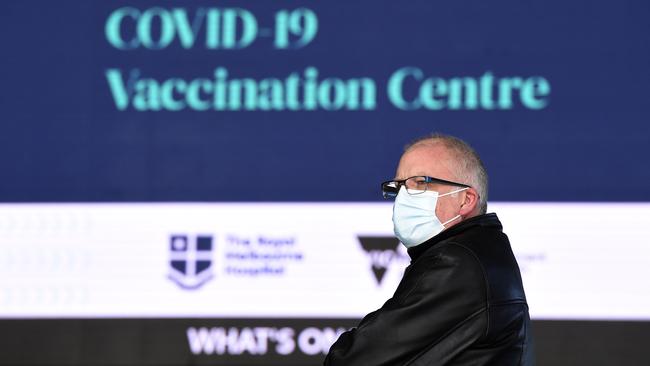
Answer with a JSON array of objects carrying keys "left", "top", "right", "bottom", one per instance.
[{"left": 392, "top": 186, "right": 468, "bottom": 248}]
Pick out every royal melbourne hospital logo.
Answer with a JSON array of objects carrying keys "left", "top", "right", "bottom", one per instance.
[
  {"left": 357, "top": 236, "right": 402, "bottom": 285},
  {"left": 168, "top": 234, "right": 214, "bottom": 289}
]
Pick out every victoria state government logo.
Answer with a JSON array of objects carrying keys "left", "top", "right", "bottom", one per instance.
[
  {"left": 357, "top": 236, "right": 405, "bottom": 285},
  {"left": 168, "top": 234, "right": 214, "bottom": 289}
]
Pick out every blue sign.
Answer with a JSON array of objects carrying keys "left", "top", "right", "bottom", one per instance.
[{"left": 1, "top": 1, "right": 648, "bottom": 202}]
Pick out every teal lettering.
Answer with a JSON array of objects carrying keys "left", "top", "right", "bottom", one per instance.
[
  {"left": 497, "top": 77, "right": 523, "bottom": 109},
  {"left": 388, "top": 69, "right": 549, "bottom": 111},
  {"left": 133, "top": 79, "right": 161, "bottom": 111},
  {"left": 274, "top": 8, "right": 318, "bottom": 49},
  {"left": 187, "top": 79, "right": 212, "bottom": 110},
  {"left": 318, "top": 79, "right": 346, "bottom": 110},
  {"left": 295, "top": 9, "right": 318, "bottom": 49},
  {"left": 420, "top": 78, "right": 447, "bottom": 110},
  {"left": 227, "top": 78, "right": 257, "bottom": 110},
  {"left": 258, "top": 79, "right": 284, "bottom": 110},
  {"left": 447, "top": 77, "right": 478, "bottom": 110},
  {"left": 138, "top": 8, "right": 175, "bottom": 49},
  {"left": 205, "top": 9, "right": 221, "bottom": 48},
  {"left": 105, "top": 7, "right": 140, "bottom": 50},
  {"left": 104, "top": 67, "right": 378, "bottom": 112},
  {"left": 105, "top": 69, "right": 133, "bottom": 110},
  {"left": 171, "top": 8, "right": 205, "bottom": 49},
  {"left": 285, "top": 72, "right": 301, "bottom": 110},
  {"left": 388, "top": 67, "right": 423, "bottom": 110},
  {"left": 521, "top": 77, "right": 550, "bottom": 109},
  {"left": 344, "top": 78, "right": 376, "bottom": 110},
  {"left": 222, "top": 9, "right": 257, "bottom": 49},
  {"left": 303, "top": 67, "right": 318, "bottom": 110},
  {"left": 213, "top": 68, "right": 228, "bottom": 109},
  {"left": 160, "top": 79, "right": 187, "bottom": 111},
  {"left": 479, "top": 72, "right": 495, "bottom": 109}
]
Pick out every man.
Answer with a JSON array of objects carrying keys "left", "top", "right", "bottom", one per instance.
[{"left": 325, "top": 134, "right": 534, "bottom": 365}]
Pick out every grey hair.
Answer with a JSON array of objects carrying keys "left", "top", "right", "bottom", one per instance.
[{"left": 405, "top": 133, "right": 489, "bottom": 214}]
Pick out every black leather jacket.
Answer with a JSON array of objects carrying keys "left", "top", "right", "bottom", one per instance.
[{"left": 325, "top": 213, "right": 534, "bottom": 365}]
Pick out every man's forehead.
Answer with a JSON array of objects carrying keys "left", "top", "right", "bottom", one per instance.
[
  {"left": 405, "top": 142, "right": 449, "bottom": 156},
  {"left": 396, "top": 143, "right": 454, "bottom": 178}
]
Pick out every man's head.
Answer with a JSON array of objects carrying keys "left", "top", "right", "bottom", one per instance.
[{"left": 395, "top": 133, "right": 488, "bottom": 228}]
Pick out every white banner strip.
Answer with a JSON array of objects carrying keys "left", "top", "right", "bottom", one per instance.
[{"left": 0, "top": 202, "right": 649, "bottom": 320}]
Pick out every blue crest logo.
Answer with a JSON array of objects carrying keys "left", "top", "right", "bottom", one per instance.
[{"left": 168, "top": 234, "right": 214, "bottom": 289}]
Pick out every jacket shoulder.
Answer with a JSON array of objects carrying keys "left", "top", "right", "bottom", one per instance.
[
  {"left": 395, "top": 241, "right": 489, "bottom": 311},
  {"left": 447, "top": 225, "right": 528, "bottom": 304}
]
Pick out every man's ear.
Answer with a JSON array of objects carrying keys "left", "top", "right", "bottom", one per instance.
[{"left": 459, "top": 187, "right": 479, "bottom": 216}]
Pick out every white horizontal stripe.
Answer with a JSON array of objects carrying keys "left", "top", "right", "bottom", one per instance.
[{"left": 0, "top": 202, "right": 648, "bottom": 320}]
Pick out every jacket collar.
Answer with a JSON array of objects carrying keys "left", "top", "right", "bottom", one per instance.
[{"left": 407, "top": 213, "right": 503, "bottom": 261}]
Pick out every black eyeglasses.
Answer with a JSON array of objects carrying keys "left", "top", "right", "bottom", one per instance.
[{"left": 381, "top": 176, "right": 471, "bottom": 199}]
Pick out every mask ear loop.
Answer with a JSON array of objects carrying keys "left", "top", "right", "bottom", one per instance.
[
  {"left": 439, "top": 187, "right": 469, "bottom": 227},
  {"left": 438, "top": 187, "right": 469, "bottom": 197},
  {"left": 441, "top": 214, "right": 461, "bottom": 227}
]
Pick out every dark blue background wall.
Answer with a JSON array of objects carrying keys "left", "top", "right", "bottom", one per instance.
[{"left": 2, "top": 0, "right": 648, "bottom": 203}]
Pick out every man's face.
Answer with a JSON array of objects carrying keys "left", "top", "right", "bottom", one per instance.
[{"left": 395, "top": 144, "right": 466, "bottom": 226}]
